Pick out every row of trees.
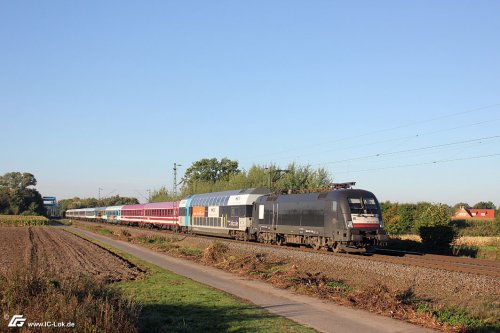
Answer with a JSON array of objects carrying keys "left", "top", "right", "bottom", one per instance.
[
  {"left": 150, "top": 158, "right": 333, "bottom": 202},
  {"left": 382, "top": 201, "right": 500, "bottom": 235},
  {"left": 0, "top": 172, "right": 45, "bottom": 215},
  {"left": 58, "top": 196, "right": 139, "bottom": 214},
  {"left": 452, "top": 201, "right": 496, "bottom": 210}
]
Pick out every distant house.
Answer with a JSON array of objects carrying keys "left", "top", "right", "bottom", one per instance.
[{"left": 452, "top": 206, "right": 495, "bottom": 220}]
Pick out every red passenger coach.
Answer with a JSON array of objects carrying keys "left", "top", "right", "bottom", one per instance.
[
  {"left": 143, "top": 201, "right": 180, "bottom": 229},
  {"left": 121, "top": 204, "right": 145, "bottom": 225}
]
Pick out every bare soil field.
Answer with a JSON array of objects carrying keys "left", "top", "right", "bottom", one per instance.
[{"left": 0, "top": 227, "right": 142, "bottom": 282}]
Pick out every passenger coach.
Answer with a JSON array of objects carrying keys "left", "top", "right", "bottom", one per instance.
[{"left": 179, "top": 188, "right": 270, "bottom": 239}]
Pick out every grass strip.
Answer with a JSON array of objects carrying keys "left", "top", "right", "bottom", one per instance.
[{"left": 67, "top": 229, "right": 318, "bottom": 333}]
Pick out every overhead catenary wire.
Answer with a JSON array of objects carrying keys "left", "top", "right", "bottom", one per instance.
[
  {"left": 258, "top": 119, "right": 500, "bottom": 166},
  {"left": 333, "top": 153, "right": 500, "bottom": 175},
  {"left": 311, "top": 135, "right": 500, "bottom": 167},
  {"left": 237, "top": 103, "right": 500, "bottom": 165}
]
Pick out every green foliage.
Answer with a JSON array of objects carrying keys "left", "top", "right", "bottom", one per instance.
[
  {"left": 149, "top": 186, "right": 179, "bottom": 203},
  {"left": 179, "top": 160, "right": 332, "bottom": 195},
  {"left": 271, "top": 163, "right": 331, "bottom": 191},
  {"left": 414, "top": 203, "right": 451, "bottom": 231},
  {"left": 0, "top": 171, "right": 37, "bottom": 189},
  {"left": 59, "top": 195, "right": 139, "bottom": 215},
  {"left": 453, "top": 202, "right": 471, "bottom": 209},
  {"left": 473, "top": 201, "right": 496, "bottom": 210},
  {"left": 416, "top": 303, "right": 499, "bottom": 332},
  {"left": 381, "top": 201, "right": 436, "bottom": 234},
  {"left": 452, "top": 219, "right": 500, "bottom": 236},
  {"left": 183, "top": 157, "right": 240, "bottom": 184},
  {"left": 415, "top": 204, "right": 455, "bottom": 252},
  {"left": 380, "top": 201, "right": 401, "bottom": 233},
  {"left": 0, "top": 172, "right": 45, "bottom": 216},
  {"left": 325, "top": 280, "right": 351, "bottom": 295},
  {"left": 419, "top": 225, "right": 457, "bottom": 253}
]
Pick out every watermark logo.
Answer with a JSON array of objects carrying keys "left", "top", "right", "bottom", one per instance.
[
  {"left": 8, "top": 315, "right": 26, "bottom": 327},
  {"left": 4, "top": 313, "right": 75, "bottom": 329}
]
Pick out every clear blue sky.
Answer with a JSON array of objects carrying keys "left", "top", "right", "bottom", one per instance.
[{"left": 1, "top": 1, "right": 499, "bottom": 206}]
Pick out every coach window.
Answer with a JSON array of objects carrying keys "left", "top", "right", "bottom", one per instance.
[
  {"left": 245, "top": 205, "right": 253, "bottom": 217},
  {"left": 230, "top": 206, "right": 237, "bottom": 217}
]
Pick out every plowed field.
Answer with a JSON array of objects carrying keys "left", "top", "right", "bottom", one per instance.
[{"left": 0, "top": 227, "right": 142, "bottom": 282}]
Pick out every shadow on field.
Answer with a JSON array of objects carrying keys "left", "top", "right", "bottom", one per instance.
[
  {"left": 137, "top": 303, "right": 295, "bottom": 333},
  {"left": 380, "top": 238, "right": 425, "bottom": 253}
]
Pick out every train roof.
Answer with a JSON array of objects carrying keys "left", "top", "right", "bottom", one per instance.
[
  {"left": 185, "top": 188, "right": 270, "bottom": 207},
  {"left": 122, "top": 204, "right": 146, "bottom": 210},
  {"left": 105, "top": 205, "right": 124, "bottom": 211},
  {"left": 144, "top": 201, "right": 178, "bottom": 209},
  {"left": 257, "top": 188, "right": 377, "bottom": 203}
]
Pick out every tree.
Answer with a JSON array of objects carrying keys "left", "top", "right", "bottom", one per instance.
[
  {"left": 149, "top": 187, "right": 178, "bottom": 203},
  {"left": 0, "top": 172, "right": 37, "bottom": 189},
  {"left": 453, "top": 202, "right": 470, "bottom": 209},
  {"left": 397, "top": 204, "right": 417, "bottom": 233},
  {"left": 416, "top": 203, "right": 455, "bottom": 253},
  {"left": 0, "top": 172, "right": 45, "bottom": 215},
  {"left": 58, "top": 195, "right": 139, "bottom": 216},
  {"left": 183, "top": 158, "right": 240, "bottom": 185},
  {"left": 380, "top": 201, "right": 401, "bottom": 234},
  {"left": 273, "top": 163, "right": 331, "bottom": 191},
  {"left": 415, "top": 203, "right": 451, "bottom": 230},
  {"left": 473, "top": 201, "right": 496, "bottom": 210}
]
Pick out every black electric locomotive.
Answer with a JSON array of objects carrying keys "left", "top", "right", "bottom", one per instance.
[{"left": 250, "top": 183, "right": 388, "bottom": 251}]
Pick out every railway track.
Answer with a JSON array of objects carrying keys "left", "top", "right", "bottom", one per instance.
[
  {"left": 70, "top": 220, "right": 500, "bottom": 278},
  {"left": 350, "top": 252, "right": 500, "bottom": 278}
]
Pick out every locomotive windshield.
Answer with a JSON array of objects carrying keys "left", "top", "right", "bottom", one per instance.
[{"left": 348, "top": 197, "right": 379, "bottom": 214}]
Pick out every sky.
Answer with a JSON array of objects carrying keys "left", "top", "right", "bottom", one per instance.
[{"left": 1, "top": 1, "right": 499, "bottom": 206}]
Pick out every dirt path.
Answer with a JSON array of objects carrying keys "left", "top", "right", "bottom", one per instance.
[
  {"left": 0, "top": 227, "right": 142, "bottom": 282},
  {"left": 65, "top": 225, "right": 435, "bottom": 333}
]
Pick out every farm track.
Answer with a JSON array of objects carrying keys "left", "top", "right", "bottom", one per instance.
[{"left": 70, "top": 220, "right": 500, "bottom": 278}]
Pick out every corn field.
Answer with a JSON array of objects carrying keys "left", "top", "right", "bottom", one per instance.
[{"left": 0, "top": 215, "right": 49, "bottom": 226}]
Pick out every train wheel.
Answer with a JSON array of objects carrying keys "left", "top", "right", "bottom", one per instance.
[{"left": 311, "top": 237, "right": 322, "bottom": 250}]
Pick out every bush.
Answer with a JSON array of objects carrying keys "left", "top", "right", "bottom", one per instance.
[
  {"left": 414, "top": 203, "right": 451, "bottom": 232},
  {"left": 419, "top": 225, "right": 457, "bottom": 253},
  {"left": 203, "top": 241, "right": 228, "bottom": 263}
]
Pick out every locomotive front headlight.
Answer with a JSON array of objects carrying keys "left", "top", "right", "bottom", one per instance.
[
  {"left": 347, "top": 220, "right": 353, "bottom": 228},
  {"left": 380, "top": 220, "right": 384, "bottom": 227}
]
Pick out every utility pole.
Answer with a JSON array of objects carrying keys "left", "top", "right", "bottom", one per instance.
[
  {"left": 98, "top": 187, "right": 103, "bottom": 201},
  {"left": 173, "top": 163, "right": 182, "bottom": 196},
  {"left": 265, "top": 166, "right": 272, "bottom": 188},
  {"left": 147, "top": 189, "right": 151, "bottom": 203},
  {"left": 265, "top": 167, "right": 290, "bottom": 190}
]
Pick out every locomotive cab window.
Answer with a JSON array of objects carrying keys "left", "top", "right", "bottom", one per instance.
[
  {"left": 348, "top": 197, "right": 379, "bottom": 214},
  {"left": 347, "top": 198, "right": 364, "bottom": 214},
  {"left": 363, "top": 198, "right": 378, "bottom": 214}
]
